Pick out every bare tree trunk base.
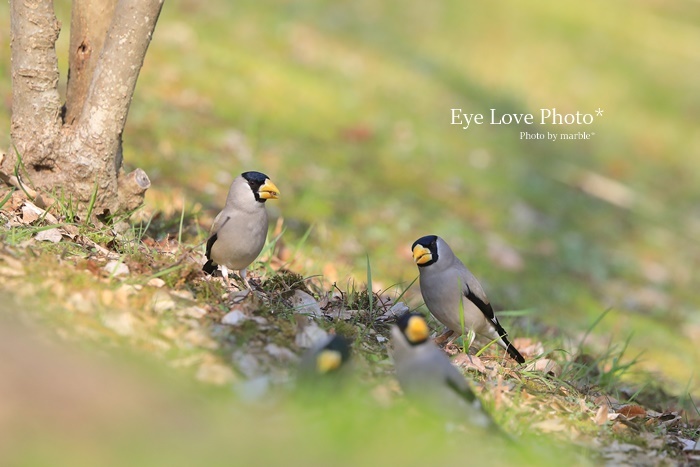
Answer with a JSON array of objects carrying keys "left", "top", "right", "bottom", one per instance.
[
  {"left": 7, "top": 0, "right": 163, "bottom": 221},
  {"left": 0, "top": 141, "right": 150, "bottom": 222}
]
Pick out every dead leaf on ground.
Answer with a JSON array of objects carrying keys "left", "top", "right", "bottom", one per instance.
[
  {"left": 524, "top": 358, "right": 562, "bottom": 377},
  {"left": 511, "top": 337, "right": 544, "bottom": 357},
  {"left": 452, "top": 353, "right": 487, "bottom": 374},
  {"left": 21, "top": 204, "right": 40, "bottom": 224},
  {"left": 20, "top": 201, "right": 59, "bottom": 224},
  {"left": 35, "top": 228, "right": 63, "bottom": 243},
  {"left": 594, "top": 405, "right": 609, "bottom": 425},
  {"left": 617, "top": 404, "right": 647, "bottom": 420}
]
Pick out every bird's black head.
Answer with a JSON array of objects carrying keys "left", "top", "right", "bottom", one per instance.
[
  {"left": 241, "top": 171, "right": 279, "bottom": 203},
  {"left": 411, "top": 235, "right": 439, "bottom": 267},
  {"left": 316, "top": 335, "right": 351, "bottom": 374},
  {"left": 396, "top": 312, "right": 430, "bottom": 346}
]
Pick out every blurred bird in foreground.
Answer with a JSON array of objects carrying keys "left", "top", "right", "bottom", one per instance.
[
  {"left": 391, "top": 312, "right": 497, "bottom": 429},
  {"left": 298, "top": 334, "right": 352, "bottom": 383}
]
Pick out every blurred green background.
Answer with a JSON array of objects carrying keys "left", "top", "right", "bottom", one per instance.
[{"left": 1, "top": 0, "right": 699, "bottom": 463}]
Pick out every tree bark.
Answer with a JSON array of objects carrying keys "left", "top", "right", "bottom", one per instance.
[
  {"left": 2, "top": 0, "right": 163, "bottom": 220},
  {"left": 65, "top": 0, "right": 118, "bottom": 126},
  {"left": 9, "top": 0, "right": 62, "bottom": 174}
]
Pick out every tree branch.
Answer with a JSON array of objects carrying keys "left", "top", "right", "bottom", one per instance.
[
  {"left": 65, "top": 0, "right": 119, "bottom": 125},
  {"left": 76, "top": 0, "right": 164, "bottom": 162},
  {"left": 10, "top": 0, "right": 62, "bottom": 159}
]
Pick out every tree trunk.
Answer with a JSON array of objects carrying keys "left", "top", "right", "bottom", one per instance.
[
  {"left": 65, "top": 0, "right": 119, "bottom": 126},
  {"left": 1, "top": 0, "right": 163, "bottom": 221}
]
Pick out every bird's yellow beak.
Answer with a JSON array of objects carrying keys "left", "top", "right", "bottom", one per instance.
[
  {"left": 406, "top": 316, "right": 429, "bottom": 343},
  {"left": 316, "top": 350, "right": 342, "bottom": 374},
  {"left": 412, "top": 244, "right": 432, "bottom": 265},
  {"left": 258, "top": 179, "right": 280, "bottom": 200}
]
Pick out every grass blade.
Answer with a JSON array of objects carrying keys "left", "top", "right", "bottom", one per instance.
[
  {"left": 12, "top": 145, "right": 35, "bottom": 200},
  {"left": 178, "top": 197, "right": 186, "bottom": 246},
  {"left": 366, "top": 254, "right": 373, "bottom": 316},
  {"left": 578, "top": 307, "right": 612, "bottom": 352},
  {"left": 392, "top": 275, "right": 419, "bottom": 306},
  {"left": 0, "top": 188, "right": 16, "bottom": 210},
  {"left": 85, "top": 178, "right": 99, "bottom": 224}
]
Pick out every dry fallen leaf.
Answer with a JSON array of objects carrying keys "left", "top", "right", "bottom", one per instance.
[
  {"left": 524, "top": 358, "right": 562, "bottom": 377},
  {"left": 453, "top": 353, "right": 487, "bottom": 374},
  {"left": 511, "top": 337, "right": 544, "bottom": 357},
  {"left": 21, "top": 204, "right": 40, "bottom": 224},
  {"left": 594, "top": 405, "right": 609, "bottom": 425},
  {"left": 35, "top": 228, "right": 63, "bottom": 243},
  {"left": 655, "top": 411, "right": 682, "bottom": 428},
  {"left": 593, "top": 394, "right": 617, "bottom": 409},
  {"left": 21, "top": 200, "right": 59, "bottom": 224},
  {"left": 617, "top": 404, "right": 647, "bottom": 419}
]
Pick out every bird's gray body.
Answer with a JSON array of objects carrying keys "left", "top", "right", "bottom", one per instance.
[
  {"left": 207, "top": 175, "right": 268, "bottom": 273},
  {"left": 418, "top": 237, "right": 508, "bottom": 348},
  {"left": 390, "top": 325, "right": 493, "bottom": 427}
]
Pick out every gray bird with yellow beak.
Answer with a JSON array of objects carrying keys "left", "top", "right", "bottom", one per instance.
[
  {"left": 299, "top": 334, "right": 352, "bottom": 380},
  {"left": 203, "top": 171, "right": 280, "bottom": 288},
  {"left": 391, "top": 312, "right": 496, "bottom": 427},
  {"left": 411, "top": 235, "right": 525, "bottom": 363}
]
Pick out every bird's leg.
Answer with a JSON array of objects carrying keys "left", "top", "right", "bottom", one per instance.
[
  {"left": 464, "top": 328, "right": 476, "bottom": 350},
  {"left": 463, "top": 329, "right": 476, "bottom": 364},
  {"left": 444, "top": 330, "right": 476, "bottom": 362},
  {"left": 443, "top": 332, "right": 465, "bottom": 356},
  {"left": 434, "top": 329, "right": 454, "bottom": 345},
  {"left": 239, "top": 268, "right": 252, "bottom": 290},
  {"left": 221, "top": 265, "right": 231, "bottom": 288}
]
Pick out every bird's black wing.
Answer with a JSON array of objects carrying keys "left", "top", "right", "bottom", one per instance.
[
  {"left": 203, "top": 216, "right": 234, "bottom": 274},
  {"left": 464, "top": 288, "right": 525, "bottom": 364},
  {"left": 202, "top": 231, "right": 218, "bottom": 274},
  {"left": 445, "top": 375, "right": 476, "bottom": 403},
  {"left": 205, "top": 232, "right": 217, "bottom": 261},
  {"left": 202, "top": 215, "right": 231, "bottom": 274}
]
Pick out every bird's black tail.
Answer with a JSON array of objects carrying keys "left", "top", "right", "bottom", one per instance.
[
  {"left": 202, "top": 259, "right": 217, "bottom": 275},
  {"left": 501, "top": 335, "right": 525, "bottom": 364}
]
